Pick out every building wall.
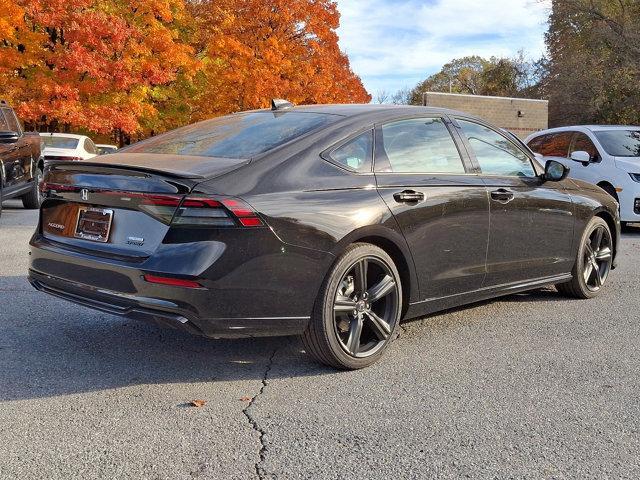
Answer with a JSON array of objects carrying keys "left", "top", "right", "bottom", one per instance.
[{"left": 423, "top": 92, "right": 548, "bottom": 139}]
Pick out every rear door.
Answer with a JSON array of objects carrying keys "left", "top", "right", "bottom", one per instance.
[
  {"left": 374, "top": 116, "right": 489, "bottom": 301},
  {"left": 456, "top": 118, "right": 575, "bottom": 286}
]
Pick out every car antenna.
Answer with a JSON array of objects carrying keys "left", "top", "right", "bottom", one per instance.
[{"left": 271, "top": 99, "right": 294, "bottom": 111}]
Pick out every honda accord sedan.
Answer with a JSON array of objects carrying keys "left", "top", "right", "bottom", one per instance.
[{"left": 29, "top": 102, "right": 620, "bottom": 369}]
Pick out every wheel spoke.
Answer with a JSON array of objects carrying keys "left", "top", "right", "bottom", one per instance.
[
  {"left": 583, "top": 262, "right": 594, "bottom": 283},
  {"left": 594, "top": 266, "right": 604, "bottom": 287},
  {"left": 354, "top": 259, "right": 368, "bottom": 295},
  {"left": 334, "top": 295, "right": 356, "bottom": 313},
  {"left": 364, "top": 310, "right": 390, "bottom": 340},
  {"left": 346, "top": 315, "right": 363, "bottom": 355},
  {"left": 584, "top": 242, "right": 594, "bottom": 257},
  {"left": 596, "top": 246, "right": 612, "bottom": 261},
  {"left": 367, "top": 275, "right": 396, "bottom": 302},
  {"left": 591, "top": 226, "right": 604, "bottom": 250}
]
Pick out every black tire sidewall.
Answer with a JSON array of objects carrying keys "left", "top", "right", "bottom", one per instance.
[
  {"left": 573, "top": 217, "right": 611, "bottom": 298},
  {"left": 316, "top": 243, "right": 403, "bottom": 369},
  {"left": 22, "top": 168, "right": 42, "bottom": 209}
]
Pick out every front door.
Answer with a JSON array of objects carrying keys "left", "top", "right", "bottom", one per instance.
[
  {"left": 0, "top": 107, "right": 29, "bottom": 188},
  {"left": 374, "top": 116, "right": 489, "bottom": 301},
  {"left": 455, "top": 118, "right": 575, "bottom": 286}
]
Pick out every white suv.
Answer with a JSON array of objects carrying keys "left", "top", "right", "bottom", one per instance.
[{"left": 526, "top": 126, "right": 640, "bottom": 225}]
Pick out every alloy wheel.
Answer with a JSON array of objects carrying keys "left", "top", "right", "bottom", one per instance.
[
  {"left": 332, "top": 256, "right": 400, "bottom": 358},
  {"left": 583, "top": 224, "right": 613, "bottom": 292}
]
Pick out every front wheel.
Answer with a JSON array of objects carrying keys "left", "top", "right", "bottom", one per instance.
[
  {"left": 556, "top": 216, "right": 613, "bottom": 299},
  {"left": 302, "top": 243, "right": 402, "bottom": 369}
]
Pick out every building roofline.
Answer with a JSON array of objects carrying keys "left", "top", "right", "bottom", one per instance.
[{"left": 424, "top": 91, "right": 549, "bottom": 104}]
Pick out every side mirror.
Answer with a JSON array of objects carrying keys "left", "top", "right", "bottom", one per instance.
[
  {"left": 0, "top": 131, "right": 20, "bottom": 143},
  {"left": 544, "top": 159, "right": 569, "bottom": 182},
  {"left": 570, "top": 150, "right": 591, "bottom": 164}
]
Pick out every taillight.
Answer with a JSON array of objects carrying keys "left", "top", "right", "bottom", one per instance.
[
  {"left": 45, "top": 156, "right": 83, "bottom": 161},
  {"left": 103, "top": 191, "right": 182, "bottom": 224},
  {"left": 41, "top": 182, "right": 78, "bottom": 193},
  {"left": 172, "top": 195, "right": 264, "bottom": 228}
]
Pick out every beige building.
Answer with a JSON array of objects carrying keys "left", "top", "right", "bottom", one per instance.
[{"left": 422, "top": 92, "right": 548, "bottom": 139}]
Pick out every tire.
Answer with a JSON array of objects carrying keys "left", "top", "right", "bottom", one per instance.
[
  {"left": 599, "top": 183, "right": 618, "bottom": 202},
  {"left": 556, "top": 216, "right": 613, "bottom": 299},
  {"left": 21, "top": 167, "right": 42, "bottom": 209},
  {"left": 301, "top": 243, "right": 403, "bottom": 369}
]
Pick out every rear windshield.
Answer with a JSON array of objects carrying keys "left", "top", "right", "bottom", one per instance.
[
  {"left": 594, "top": 130, "right": 640, "bottom": 157},
  {"left": 125, "top": 111, "right": 341, "bottom": 159},
  {"left": 42, "top": 136, "right": 80, "bottom": 149}
]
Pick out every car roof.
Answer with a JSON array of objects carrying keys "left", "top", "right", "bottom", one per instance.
[
  {"left": 96, "top": 144, "right": 118, "bottom": 148},
  {"left": 39, "top": 133, "right": 88, "bottom": 139},
  {"left": 529, "top": 125, "right": 640, "bottom": 137},
  {"left": 242, "top": 103, "right": 483, "bottom": 122}
]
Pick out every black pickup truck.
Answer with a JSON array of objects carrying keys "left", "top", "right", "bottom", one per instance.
[{"left": 0, "top": 100, "right": 43, "bottom": 219}]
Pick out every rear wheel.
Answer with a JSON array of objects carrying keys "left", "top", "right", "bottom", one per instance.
[
  {"left": 302, "top": 243, "right": 402, "bottom": 369},
  {"left": 21, "top": 167, "right": 43, "bottom": 209},
  {"left": 556, "top": 217, "right": 613, "bottom": 299}
]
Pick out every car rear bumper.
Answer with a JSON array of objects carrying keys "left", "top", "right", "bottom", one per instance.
[
  {"left": 28, "top": 269, "right": 310, "bottom": 338},
  {"left": 28, "top": 234, "right": 321, "bottom": 338}
]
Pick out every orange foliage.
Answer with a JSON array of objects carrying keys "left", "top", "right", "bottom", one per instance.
[
  {"left": 188, "top": 0, "right": 371, "bottom": 119},
  {"left": 0, "top": 0, "right": 369, "bottom": 140}
]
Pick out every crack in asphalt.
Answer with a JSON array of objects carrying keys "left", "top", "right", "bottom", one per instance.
[{"left": 243, "top": 348, "right": 278, "bottom": 480}]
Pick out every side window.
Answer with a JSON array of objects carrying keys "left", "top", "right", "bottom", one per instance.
[
  {"left": 572, "top": 132, "right": 600, "bottom": 161},
  {"left": 329, "top": 131, "right": 373, "bottom": 172},
  {"left": 458, "top": 120, "right": 536, "bottom": 177},
  {"left": 2, "top": 108, "right": 20, "bottom": 133},
  {"left": 0, "top": 110, "right": 9, "bottom": 131},
  {"left": 376, "top": 118, "right": 465, "bottom": 173},
  {"left": 538, "top": 132, "right": 572, "bottom": 157},
  {"left": 526, "top": 134, "right": 547, "bottom": 154},
  {"left": 84, "top": 138, "right": 97, "bottom": 154}
]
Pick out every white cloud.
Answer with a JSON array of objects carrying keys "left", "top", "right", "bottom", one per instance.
[{"left": 336, "top": 0, "right": 552, "bottom": 95}]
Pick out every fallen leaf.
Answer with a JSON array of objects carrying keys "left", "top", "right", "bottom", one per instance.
[
  {"left": 240, "top": 396, "right": 252, "bottom": 402},
  {"left": 190, "top": 399, "right": 207, "bottom": 407}
]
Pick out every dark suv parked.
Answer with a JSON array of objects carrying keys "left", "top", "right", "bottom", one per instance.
[{"left": 0, "top": 100, "right": 43, "bottom": 218}]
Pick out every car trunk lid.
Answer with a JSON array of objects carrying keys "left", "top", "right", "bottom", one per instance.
[{"left": 39, "top": 160, "right": 219, "bottom": 259}]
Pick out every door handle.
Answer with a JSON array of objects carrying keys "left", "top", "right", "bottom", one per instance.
[
  {"left": 490, "top": 188, "right": 515, "bottom": 204},
  {"left": 393, "top": 190, "right": 425, "bottom": 203}
]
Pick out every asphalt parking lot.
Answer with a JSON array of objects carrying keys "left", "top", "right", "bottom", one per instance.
[{"left": 0, "top": 199, "right": 639, "bottom": 479}]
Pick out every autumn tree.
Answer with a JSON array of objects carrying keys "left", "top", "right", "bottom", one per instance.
[
  {"left": 545, "top": 0, "right": 640, "bottom": 126},
  {"left": 407, "top": 54, "right": 543, "bottom": 105},
  {"left": 186, "top": 0, "right": 370, "bottom": 119}
]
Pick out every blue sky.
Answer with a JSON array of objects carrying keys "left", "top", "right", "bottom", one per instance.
[{"left": 335, "top": 0, "right": 552, "bottom": 96}]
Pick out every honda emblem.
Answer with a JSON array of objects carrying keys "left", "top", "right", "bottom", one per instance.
[{"left": 81, "top": 189, "right": 89, "bottom": 201}]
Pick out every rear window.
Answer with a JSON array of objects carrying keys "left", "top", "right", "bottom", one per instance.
[
  {"left": 42, "top": 136, "right": 80, "bottom": 149},
  {"left": 125, "top": 111, "right": 341, "bottom": 159},
  {"left": 530, "top": 132, "right": 572, "bottom": 157},
  {"left": 594, "top": 130, "right": 640, "bottom": 157}
]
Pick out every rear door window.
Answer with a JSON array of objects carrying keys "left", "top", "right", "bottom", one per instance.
[
  {"left": 0, "top": 110, "right": 9, "bottom": 131},
  {"left": 526, "top": 134, "right": 547, "bottom": 154},
  {"left": 376, "top": 118, "right": 466, "bottom": 173},
  {"left": 1, "top": 108, "right": 19, "bottom": 133},
  {"left": 537, "top": 132, "right": 572, "bottom": 157},
  {"left": 84, "top": 138, "right": 98, "bottom": 154}
]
